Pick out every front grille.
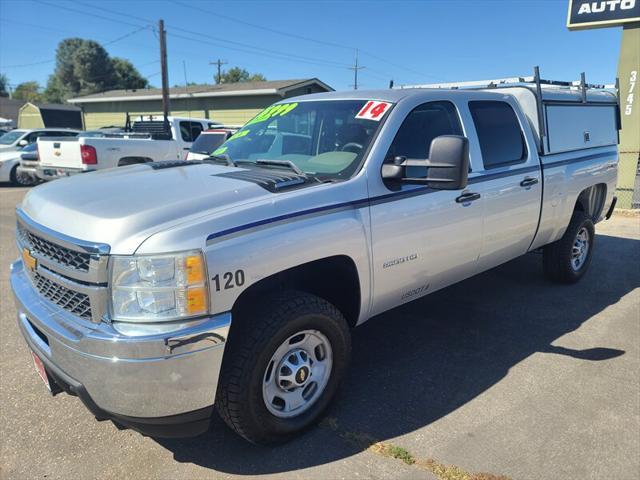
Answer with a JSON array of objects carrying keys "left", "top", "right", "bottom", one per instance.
[
  {"left": 33, "top": 272, "right": 92, "bottom": 320},
  {"left": 18, "top": 223, "right": 91, "bottom": 272}
]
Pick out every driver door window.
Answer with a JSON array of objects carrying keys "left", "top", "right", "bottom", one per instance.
[{"left": 385, "top": 101, "right": 463, "bottom": 178}]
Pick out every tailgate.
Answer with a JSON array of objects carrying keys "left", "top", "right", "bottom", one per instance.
[{"left": 38, "top": 137, "right": 83, "bottom": 168}]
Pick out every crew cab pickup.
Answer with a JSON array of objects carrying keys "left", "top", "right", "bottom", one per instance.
[
  {"left": 35, "top": 116, "right": 215, "bottom": 180},
  {"left": 11, "top": 76, "right": 619, "bottom": 444}
]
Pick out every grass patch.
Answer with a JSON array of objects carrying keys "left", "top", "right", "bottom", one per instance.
[{"left": 319, "top": 416, "right": 510, "bottom": 479}]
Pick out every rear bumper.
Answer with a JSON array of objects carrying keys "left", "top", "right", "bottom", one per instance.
[
  {"left": 11, "top": 259, "right": 231, "bottom": 437},
  {"left": 17, "top": 160, "right": 38, "bottom": 176},
  {"left": 36, "top": 165, "right": 89, "bottom": 180}
]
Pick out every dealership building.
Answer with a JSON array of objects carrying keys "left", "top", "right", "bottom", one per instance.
[{"left": 67, "top": 78, "right": 333, "bottom": 129}]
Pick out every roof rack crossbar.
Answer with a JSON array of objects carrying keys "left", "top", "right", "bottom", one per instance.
[{"left": 398, "top": 69, "right": 611, "bottom": 91}]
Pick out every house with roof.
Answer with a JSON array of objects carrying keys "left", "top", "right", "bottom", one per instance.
[{"left": 67, "top": 78, "right": 333, "bottom": 129}]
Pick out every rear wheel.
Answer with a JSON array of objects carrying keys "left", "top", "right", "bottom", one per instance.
[
  {"left": 543, "top": 211, "right": 595, "bottom": 283},
  {"left": 216, "top": 291, "right": 351, "bottom": 445},
  {"left": 10, "top": 165, "right": 35, "bottom": 187}
]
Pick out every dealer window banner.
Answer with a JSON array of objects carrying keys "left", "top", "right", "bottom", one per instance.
[{"left": 567, "top": 0, "right": 640, "bottom": 30}]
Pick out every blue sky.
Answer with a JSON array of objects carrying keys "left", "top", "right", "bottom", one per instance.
[{"left": 0, "top": 0, "right": 622, "bottom": 94}]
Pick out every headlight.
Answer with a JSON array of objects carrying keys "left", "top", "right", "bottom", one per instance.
[{"left": 110, "top": 250, "right": 209, "bottom": 322}]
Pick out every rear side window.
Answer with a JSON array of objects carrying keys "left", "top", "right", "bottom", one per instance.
[
  {"left": 385, "top": 101, "right": 463, "bottom": 178},
  {"left": 190, "top": 132, "right": 227, "bottom": 154},
  {"left": 180, "top": 121, "right": 204, "bottom": 142},
  {"left": 469, "top": 101, "right": 526, "bottom": 169}
]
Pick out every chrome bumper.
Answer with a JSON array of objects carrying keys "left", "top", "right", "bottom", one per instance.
[
  {"left": 11, "top": 259, "right": 231, "bottom": 419},
  {"left": 36, "top": 166, "right": 88, "bottom": 180},
  {"left": 17, "top": 161, "right": 37, "bottom": 175}
]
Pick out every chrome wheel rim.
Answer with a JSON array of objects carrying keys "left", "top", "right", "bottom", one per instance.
[
  {"left": 262, "top": 329, "right": 333, "bottom": 418},
  {"left": 571, "top": 227, "right": 590, "bottom": 271},
  {"left": 13, "top": 168, "right": 33, "bottom": 186}
]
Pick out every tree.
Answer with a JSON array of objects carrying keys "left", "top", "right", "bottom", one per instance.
[
  {"left": 72, "top": 40, "right": 115, "bottom": 94},
  {"left": 45, "top": 38, "right": 150, "bottom": 101},
  {"left": 13, "top": 81, "right": 43, "bottom": 103},
  {"left": 43, "top": 75, "right": 66, "bottom": 104},
  {"left": 218, "top": 67, "right": 266, "bottom": 84},
  {"left": 0, "top": 74, "right": 8, "bottom": 97},
  {"left": 111, "top": 57, "right": 149, "bottom": 90}
]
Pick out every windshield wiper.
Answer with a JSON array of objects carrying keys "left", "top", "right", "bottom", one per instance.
[
  {"left": 203, "top": 154, "right": 236, "bottom": 167},
  {"left": 255, "top": 159, "right": 306, "bottom": 176}
]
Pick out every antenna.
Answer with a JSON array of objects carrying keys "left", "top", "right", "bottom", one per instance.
[
  {"left": 183, "top": 60, "right": 191, "bottom": 119},
  {"left": 348, "top": 49, "right": 365, "bottom": 90}
]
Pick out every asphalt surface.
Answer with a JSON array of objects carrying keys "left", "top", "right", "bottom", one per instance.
[{"left": 1, "top": 184, "right": 639, "bottom": 480}]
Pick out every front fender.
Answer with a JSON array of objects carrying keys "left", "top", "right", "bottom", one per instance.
[{"left": 203, "top": 208, "right": 372, "bottom": 322}]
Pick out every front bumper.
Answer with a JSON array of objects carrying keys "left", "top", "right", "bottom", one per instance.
[
  {"left": 36, "top": 165, "right": 89, "bottom": 180},
  {"left": 0, "top": 158, "right": 18, "bottom": 182},
  {"left": 11, "top": 259, "right": 231, "bottom": 437}
]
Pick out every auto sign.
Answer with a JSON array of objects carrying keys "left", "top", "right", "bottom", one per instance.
[{"left": 567, "top": 0, "right": 640, "bottom": 30}]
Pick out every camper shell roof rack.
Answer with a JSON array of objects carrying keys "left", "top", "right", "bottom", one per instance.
[{"left": 396, "top": 66, "right": 619, "bottom": 155}]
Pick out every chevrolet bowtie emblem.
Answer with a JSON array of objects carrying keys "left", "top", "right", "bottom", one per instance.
[{"left": 22, "top": 248, "right": 36, "bottom": 271}]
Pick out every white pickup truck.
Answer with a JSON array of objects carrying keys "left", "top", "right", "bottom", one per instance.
[
  {"left": 11, "top": 71, "right": 619, "bottom": 444},
  {"left": 35, "top": 116, "right": 216, "bottom": 180}
]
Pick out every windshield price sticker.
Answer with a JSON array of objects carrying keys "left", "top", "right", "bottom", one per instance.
[
  {"left": 356, "top": 101, "right": 392, "bottom": 121},
  {"left": 246, "top": 102, "right": 299, "bottom": 126}
]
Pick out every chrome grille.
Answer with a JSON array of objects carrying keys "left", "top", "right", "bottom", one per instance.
[
  {"left": 17, "top": 223, "right": 91, "bottom": 272},
  {"left": 33, "top": 272, "right": 92, "bottom": 320}
]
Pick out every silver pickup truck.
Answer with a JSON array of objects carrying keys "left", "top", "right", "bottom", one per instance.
[{"left": 11, "top": 75, "right": 619, "bottom": 444}]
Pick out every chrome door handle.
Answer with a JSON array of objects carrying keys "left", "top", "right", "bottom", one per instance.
[
  {"left": 520, "top": 177, "right": 539, "bottom": 187},
  {"left": 455, "top": 192, "right": 481, "bottom": 203}
]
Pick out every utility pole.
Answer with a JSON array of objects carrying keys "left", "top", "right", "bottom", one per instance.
[
  {"left": 349, "top": 49, "right": 365, "bottom": 90},
  {"left": 210, "top": 59, "right": 228, "bottom": 84},
  {"left": 158, "top": 19, "right": 170, "bottom": 135}
]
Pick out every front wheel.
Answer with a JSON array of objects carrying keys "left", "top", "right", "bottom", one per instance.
[
  {"left": 543, "top": 211, "right": 595, "bottom": 283},
  {"left": 216, "top": 291, "right": 351, "bottom": 445}
]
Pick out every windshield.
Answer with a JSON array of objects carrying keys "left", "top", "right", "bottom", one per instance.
[
  {"left": 191, "top": 132, "right": 228, "bottom": 154},
  {"left": 0, "top": 130, "right": 26, "bottom": 145},
  {"left": 213, "top": 100, "right": 391, "bottom": 180}
]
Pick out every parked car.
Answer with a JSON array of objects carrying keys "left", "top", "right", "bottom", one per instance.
[
  {"left": 36, "top": 116, "right": 216, "bottom": 180},
  {"left": 11, "top": 75, "right": 619, "bottom": 444},
  {"left": 0, "top": 145, "right": 38, "bottom": 186},
  {"left": 186, "top": 128, "right": 238, "bottom": 161},
  {"left": 0, "top": 128, "right": 79, "bottom": 153}
]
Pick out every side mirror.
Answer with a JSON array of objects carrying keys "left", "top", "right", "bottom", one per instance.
[
  {"left": 382, "top": 135, "right": 469, "bottom": 190},
  {"left": 18, "top": 139, "right": 28, "bottom": 147}
]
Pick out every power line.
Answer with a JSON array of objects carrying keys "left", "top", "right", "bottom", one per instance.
[
  {"left": 34, "top": 0, "right": 148, "bottom": 29},
  {"left": 169, "top": 0, "right": 443, "bottom": 81},
  {"left": 172, "top": 0, "right": 352, "bottom": 52},
  {"left": 67, "top": 1, "right": 352, "bottom": 69},
  {"left": 0, "top": 25, "right": 155, "bottom": 70},
  {"left": 167, "top": 30, "right": 350, "bottom": 70}
]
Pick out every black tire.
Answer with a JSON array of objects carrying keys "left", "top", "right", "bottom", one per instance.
[
  {"left": 216, "top": 290, "right": 351, "bottom": 445},
  {"left": 543, "top": 210, "right": 595, "bottom": 284},
  {"left": 10, "top": 165, "right": 35, "bottom": 187}
]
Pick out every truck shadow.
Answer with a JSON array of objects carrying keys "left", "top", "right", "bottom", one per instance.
[{"left": 156, "top": 232, "right": 637, "bottom": 474}]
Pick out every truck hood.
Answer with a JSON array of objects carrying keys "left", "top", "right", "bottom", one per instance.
[{"left": 20, "top": 163, "right": 274, "bottom": 254}]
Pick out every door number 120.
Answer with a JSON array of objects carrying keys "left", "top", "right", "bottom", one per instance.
[{"left": 212, "top": 270, "right": 245, "bottom": 291}]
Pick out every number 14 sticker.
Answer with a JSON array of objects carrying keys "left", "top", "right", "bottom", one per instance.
[{"left": 356, "top": 101, "right": 392, "bottom": 121}]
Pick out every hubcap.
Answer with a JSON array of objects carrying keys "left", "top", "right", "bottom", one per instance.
[
  {"left": 571, "top": 227, "right": 590, "bottom": 271},
  {"left": 262, "top": 329, "right": 333, "bottom": 418}
]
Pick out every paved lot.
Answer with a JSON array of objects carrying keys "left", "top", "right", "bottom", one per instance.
[{"left": 1, "top": 185, "right": 638, "bottom": 480}]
